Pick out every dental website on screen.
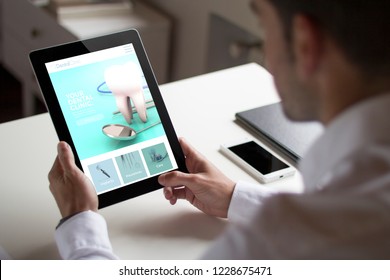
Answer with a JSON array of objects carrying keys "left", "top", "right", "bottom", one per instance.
[{"left": 45, "top": 44, "right": 178, "bottom": 194}]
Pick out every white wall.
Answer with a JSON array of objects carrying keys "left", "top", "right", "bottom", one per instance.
[{"left": 144, "top": 0, "right": 262, "bottom": 81}]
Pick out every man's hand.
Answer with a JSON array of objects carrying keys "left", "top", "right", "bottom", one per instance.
[
  {"left": 49, "top": 142, "right": 98, "bottom": 218},
  {"left": 158, "top": 138, "right": 236, "bottom": 218}
]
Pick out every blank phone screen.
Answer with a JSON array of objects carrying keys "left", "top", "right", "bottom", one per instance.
[{"left": 228, "top": 141, "right": 289, "bottom": 175}]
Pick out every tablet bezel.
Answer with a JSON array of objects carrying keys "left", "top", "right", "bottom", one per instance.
[{"left": 29, "top": 29, "right": 187, "bottom": 208}]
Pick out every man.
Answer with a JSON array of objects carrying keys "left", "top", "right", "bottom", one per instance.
[{"left": 49, "top": 0, "right": 390, "bottom": 259}]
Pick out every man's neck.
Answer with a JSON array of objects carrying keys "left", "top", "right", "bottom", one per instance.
[{"left": 320, "top": 64, "right": 390, "bottom": 125}]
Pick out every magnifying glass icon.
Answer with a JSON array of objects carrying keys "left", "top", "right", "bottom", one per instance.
[{"left": 102, "top": 121, "right": 161, "bottom": 141}]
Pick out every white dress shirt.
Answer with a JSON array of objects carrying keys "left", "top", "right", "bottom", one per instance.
[{"left": 55, "top": 93, "right": 390, "bottom": 259}]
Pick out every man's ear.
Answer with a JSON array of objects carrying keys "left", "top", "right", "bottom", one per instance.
[{"left": 292, "top": 14, "right": 323, "bottom": 79}]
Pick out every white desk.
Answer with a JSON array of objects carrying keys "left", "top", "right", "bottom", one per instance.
[{"left": 0, "top": 63, "right": 303, "bottom": 259}]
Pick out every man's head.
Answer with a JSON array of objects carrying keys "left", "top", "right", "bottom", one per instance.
[{"left": 251, "top": 0, "right": 390, "bottom": 124}]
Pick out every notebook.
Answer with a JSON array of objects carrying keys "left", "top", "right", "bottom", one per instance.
[{"left": 236, "top": 102, "right": 323, "bottom": 163}]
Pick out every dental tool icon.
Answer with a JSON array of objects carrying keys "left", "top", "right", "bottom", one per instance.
[
  {"left": 104, "top": 62, "right": 147, "bottom": 124},
  {"left": 149, "top": 148, "right": 168, "bottom": 163},
  {"left": 96, "top": 165, "right": 111, "bottom": 178}
]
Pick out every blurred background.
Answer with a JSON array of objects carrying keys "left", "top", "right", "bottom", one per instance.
[{"left": 0, "top": 0, "right": 265, "bottom": 123}]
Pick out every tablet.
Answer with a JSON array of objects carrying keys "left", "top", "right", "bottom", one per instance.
[{"left": 30, "top": 29, "right": 187, "bottom": 208}]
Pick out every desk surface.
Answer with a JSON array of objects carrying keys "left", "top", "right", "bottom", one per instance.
[{"left": 0, "top": 63, "right": 303, "bottom": 259}]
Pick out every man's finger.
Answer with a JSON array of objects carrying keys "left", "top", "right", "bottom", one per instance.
[
  {"left": 170, "top": 186, "right": 188, "bottom": 201},
  {"left": 57, "top": 141, "right": 76, "bottom": 171},
  {"left": 159, "top": 171, "right": 197, "bottom": 191}
]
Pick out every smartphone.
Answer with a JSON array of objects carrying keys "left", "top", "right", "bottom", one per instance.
[{"left": 220, "top": 138, "right": 295, "bottom": 183}]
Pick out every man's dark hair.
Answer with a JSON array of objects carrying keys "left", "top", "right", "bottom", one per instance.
[{"left": 268, "top": 0, "right": 390, "bottom": 77}]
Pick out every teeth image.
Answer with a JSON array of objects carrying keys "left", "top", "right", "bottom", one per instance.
[
  {"left": 131, "top": 90, "right": 148, "bottom": 122},
  {"left": 104, "top": 62, "right": 147, "bottom": 124},
  {"left": 115, "top": 96, "right": 133, "bottom": 124}
]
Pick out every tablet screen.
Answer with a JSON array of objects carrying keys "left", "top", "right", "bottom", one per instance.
[{"left": 44, "top": 43, "right": 178, "bottom": 195}]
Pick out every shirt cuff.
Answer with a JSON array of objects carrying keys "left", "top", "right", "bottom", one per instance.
[
  {"left": 55, "top": 211, "right": 118, "bottom": 260},
  {"left": 227, "top": 181, "right": 279, "bottom": 225}
]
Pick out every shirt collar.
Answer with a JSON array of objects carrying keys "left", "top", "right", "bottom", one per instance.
[{"left": 299, "top": 93, "right": 390, "bottom": 191}]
